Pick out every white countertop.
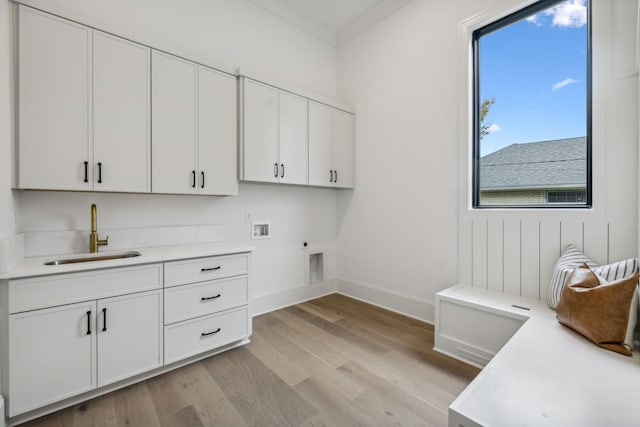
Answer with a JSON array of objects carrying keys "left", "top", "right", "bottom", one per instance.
[
  {"left": 0, "top": 243, "right": 254, "bottom": 280},
  {"left": 448, "top": 287, "right": 640, "bottom": 426}
]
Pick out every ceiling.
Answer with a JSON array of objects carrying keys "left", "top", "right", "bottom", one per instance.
[{"left": 248, "top": 0, "right": 413, "bottom": 46}]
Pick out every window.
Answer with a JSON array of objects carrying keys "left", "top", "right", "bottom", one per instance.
[{"left": 472, "top": 0, "right": 591, "bottom": 208}]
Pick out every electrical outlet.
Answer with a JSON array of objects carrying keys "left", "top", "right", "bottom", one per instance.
[{"left": 244, "top": 212, "right": 252, "bottom": 223}]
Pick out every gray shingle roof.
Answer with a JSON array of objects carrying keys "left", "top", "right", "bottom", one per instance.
[{"left": 480, "top": 137, "right": 586, "bottom": 191}]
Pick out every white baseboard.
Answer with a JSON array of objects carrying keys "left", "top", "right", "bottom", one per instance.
[
  {"left": 251, "top": 279, "right": 338, "bottom": 317},
  {"left": 336, "top": 278, "right": 435, "bottom": 324}
]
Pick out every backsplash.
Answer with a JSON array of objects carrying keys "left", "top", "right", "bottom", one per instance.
[{"left": 20, "top": 224, "right": 226, "bottom": 258}]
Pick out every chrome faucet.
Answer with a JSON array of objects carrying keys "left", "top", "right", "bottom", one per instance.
[{"left": 89, "top": 204, "right": 109, "bottom": 253}]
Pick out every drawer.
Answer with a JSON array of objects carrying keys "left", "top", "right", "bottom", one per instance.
[
  {"left": 9, "top": 264, "right": 163, "bottom": 314},
  {"left": 164, "top": 306, "right": 249, "bottom": 364},
  {"left": 164, "top": 253, "right": 249, "bottom": 287},
  {"left": 164, "top": 276, "right": 248, "bottom": 325}
]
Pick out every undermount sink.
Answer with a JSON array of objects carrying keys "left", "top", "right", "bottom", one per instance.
[{"left": 44, "top": 251, "right": 141, "bottom": 266}]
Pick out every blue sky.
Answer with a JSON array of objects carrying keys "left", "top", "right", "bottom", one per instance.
[{"left": 479, "top": 0, "right": 587, "bottom": 156}]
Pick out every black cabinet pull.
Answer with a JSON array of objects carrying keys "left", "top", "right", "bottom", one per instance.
[
  {"left": 281, "top": 163, "right": 284, "bottom": 178},
  {"left": 97, "top": 162, "right": 102, "bottom": 184},
  {"left": 201, "top": 171, "right": 205, "bottom": 189},
  {"left": 102, "top": 308, "right": 107, "bottom": 332},
  {"left": 329, "top": 170, "right": 334, "bottom": 183},
  {"left": 201, "top": 266, "right": 221, "bottom": 272},
  {"left": 191, "top": 170, "right": 196, "bottom": 188},
  {"left": 274, "top": 163, "right": 279, "bottom": 178},
  {"left": 86, "top": 310, "right": 92, "bottom": 335},
  {"left": 201, "top": 328, "right": 221, "bottom": 337},
  {"left": 334, "top": 170, "right": 338, "bottom": 183},
  {"left": 201, "top": 294, "right": 221, "bottom": 302},
  {"left": 83, "top": 161, "right": 88, "bottom": 183}
]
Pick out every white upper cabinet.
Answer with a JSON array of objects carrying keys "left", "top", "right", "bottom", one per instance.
[
  {"left": 198, "top": 66, "right": 238, "bottom": 196},
  {"left": 309, "top": 101, "right": 355, "bottom": 188},
  {"left": 241, "top": 78, "right": 309, "bottom": 185},
  {"left": 242, "top": 79, "right": 279, "bottom": 183},
  {"left": 17, "top": 6, "right": 151, "bottom": 193},
  {"left": 279, "top": 91, "right": 309, "bottom": 185},
  {"left": 93, "top": 32, "right": 151, "bottom": 193},
  {"left": 308, "top": 102, "right": 333, "bottom": 186},
  {"left": 152, "top": 51, "right": 198, "bottom": 194},
  {"left": 331, "top": 109, "right": 355, "bottom": 189},
  {"left": 18, "top": 6, "right": 92, "bottom": 191},
  {"left": 152, "top": 51, "right": 237, "bottom": 195}
]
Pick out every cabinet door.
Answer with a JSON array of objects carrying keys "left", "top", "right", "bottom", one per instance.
[
  {"left": 97, "top": 290, "right": 163, "bottom": 386},
  {"left": 18, "top": 6, "right": 91, "bottom": 191},
  {"left": 332, "top": 109, "right": 355, "bottom": 189},
  {"left": 93, "top": 32, "right": 150, "bottom": 193},
  {"left": 242, "top": 79, "right": 278, "bottom": 183},
  {"left": 308, "top": 101, "right": 333, "bottom": 186},
  {"left": 279, "top": 92, "right": 308, "bottom": 185},
  {"left": 198, "top": 66, "right": 237, "bottom": 195},
  {"left": 9, "top": 302, "right": 97, "bottom": 416},
  {"left": 152, "top": 51, "right": 197, "bottom": 194}
]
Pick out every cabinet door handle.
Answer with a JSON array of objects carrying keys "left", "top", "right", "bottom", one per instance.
[
  {"left": 201, "top": 266, "right": 221, "bottom": 272},
  {"left": 281, "top": 163, "right": 284, "bottom": 178},
  {"left": 274, "top": 163, "right": 279, "bottom": 178},
  {"left": 201, "top": 171, "right": 205, "bottom": 189},
  {"left": 83, "top": 161, "right": 88, "bottom": 183},
  {"left": 86, "top": 310, "right": 92, "bottom": 335},
  {"left": 192, "top": 170, "right": 196, "bottom": 188},
  {"left": 329, "top": 170, "right": 333, "bottom": 183},
  {"left": 334, "top": 170, "right": 338, "bottom": 183},
  {"left": 201, "top": 328, "right": 221, "bottom": 337},
  {"left": 97, "top": 162, "right": 102, "bottom": 184},
  {"left": 102, "top": 308, "right": 107, "bottom": 332},
  {"left": 201, "top": 294, "right": 221, "bottom": 302}
]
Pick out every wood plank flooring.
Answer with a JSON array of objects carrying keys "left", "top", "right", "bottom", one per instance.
[{"left": 21, "top": 294, "right": 479, "bottom": 427}]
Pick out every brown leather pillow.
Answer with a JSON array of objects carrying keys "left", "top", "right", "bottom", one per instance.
[{"left": 556, "top": 263, "right": 638, "bottom": 356}]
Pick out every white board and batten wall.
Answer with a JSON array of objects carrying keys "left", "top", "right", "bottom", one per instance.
[{"left": 457, "top": 0, "right": 640, "bottom": 300}]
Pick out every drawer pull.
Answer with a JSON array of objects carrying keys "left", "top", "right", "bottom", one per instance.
[
  {"left": 201, "top": 294, "right": 221, "bottom": 302},
  {"left": 201, "top": 328, "right": 221, "bottom": 337},
  {"left": 201, "top": 266, "right": 221, "bottom": 272}
]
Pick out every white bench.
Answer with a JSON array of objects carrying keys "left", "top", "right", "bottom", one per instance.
[{"left": 435, "top": 285, "right": 640, "bottom": 427}]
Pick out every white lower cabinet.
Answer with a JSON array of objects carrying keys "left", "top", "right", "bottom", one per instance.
[
  {"left": 9, "top": 301, "right": 97, "bottom": 416},
  {"left": 97, "top": 290, "right": 163, "bottom": 386},
  {"left": 3, "top": 252, "right": 251, "bottom": 422},
  {"left": 8, "top": 289, "right": 162, "bottom": 416}
]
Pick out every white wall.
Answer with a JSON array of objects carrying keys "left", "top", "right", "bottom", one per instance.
[
  {"left": 0, "top": 0, "right": 14, "bottom": 240},
  {"left": 8, "top": 0, "right": 342, "bottom": 311},
  {"left": 337, "top": 0, "right": 639, "bottom": 322}
]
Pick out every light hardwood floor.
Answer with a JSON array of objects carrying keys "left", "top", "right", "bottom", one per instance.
[{"left": 21, "top": 294, "right": 479, "bottom": 427}]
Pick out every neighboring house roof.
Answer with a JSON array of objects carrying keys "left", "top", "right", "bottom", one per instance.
[{"left": 480, "top": 137, "right": 586, "bottom": 191}]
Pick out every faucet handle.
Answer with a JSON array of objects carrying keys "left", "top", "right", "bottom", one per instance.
[{"left": 98, "top": 235, "right": 109, "bottom": 246}]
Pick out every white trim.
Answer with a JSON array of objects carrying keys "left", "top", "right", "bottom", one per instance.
[
  {"left": 251, "top": 279, "right": 337, "bottom": 317},
  {"left": 336, "top": 278, "right": 435, "bottom": 324}
]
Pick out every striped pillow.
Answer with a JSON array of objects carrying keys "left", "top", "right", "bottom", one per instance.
[
  {"left": 593, "top": 258, "right": 639, "bottom": 282},
  {"left": 547, "top": 244, "right": 597, "bottom": 309}
]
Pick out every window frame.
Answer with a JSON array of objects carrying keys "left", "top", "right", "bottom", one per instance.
[{"left": 471, "top": 0, "right": 593, "bottom": 209}]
